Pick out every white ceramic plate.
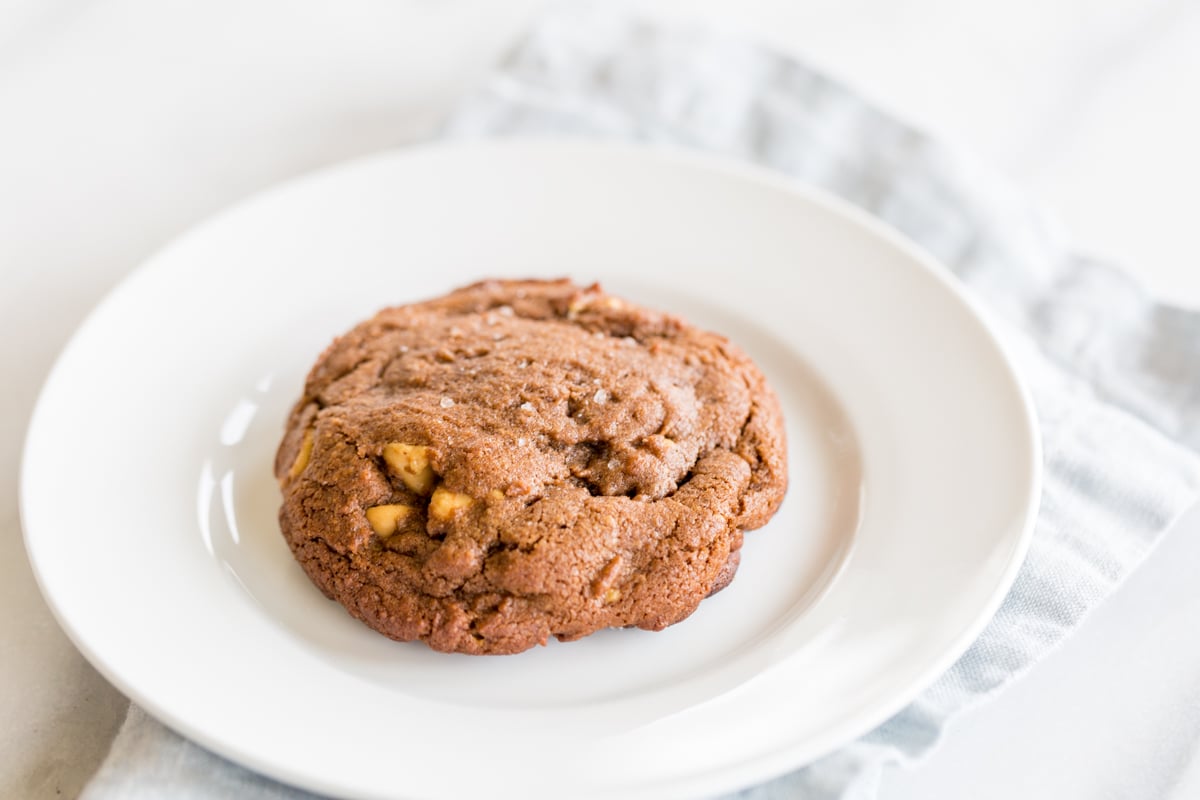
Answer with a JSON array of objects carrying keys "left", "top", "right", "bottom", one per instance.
[{"left": 22, "top": 141, "right": 1039, "bottom": 799}]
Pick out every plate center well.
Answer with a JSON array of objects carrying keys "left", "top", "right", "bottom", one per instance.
[{"left": 196, "top": 291, "right": 863, "bottom": 710}]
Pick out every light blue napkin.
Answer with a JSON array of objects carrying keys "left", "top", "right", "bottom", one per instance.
[{"left": 83, "top": 5, "right": 1200, "bottom": 799}]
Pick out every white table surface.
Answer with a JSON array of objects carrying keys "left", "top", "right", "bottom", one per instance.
[{"left": 3, "top": 1, "right": 1199, "bottom": 798}]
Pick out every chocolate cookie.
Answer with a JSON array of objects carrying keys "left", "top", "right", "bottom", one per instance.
[{"left": 275, "top": 279, "right": 787, "bottom": 654}]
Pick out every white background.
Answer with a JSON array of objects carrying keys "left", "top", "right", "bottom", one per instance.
[{"left": 3, "top": 1, "right": 1199, "bottom": 798}]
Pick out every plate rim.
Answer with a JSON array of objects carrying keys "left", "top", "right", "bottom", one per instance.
[{"left": 20, "top": 138, "right": 1042, "bottom": 799}]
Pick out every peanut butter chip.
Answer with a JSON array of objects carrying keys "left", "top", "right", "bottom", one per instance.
[
  {"left": 429, "top": 486, "right": 474, "bottom": 520},
  {"left": 287, "top": 429, "right": 314, "bottom": 480},
  {"left": 383, "top": 443, "right": 435, "bottom": 495},
  {"left": 365, "top": 504, "right": 412, "bottom": 537}
]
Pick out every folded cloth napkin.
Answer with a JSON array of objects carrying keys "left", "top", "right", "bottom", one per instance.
[{"left": 83, "top": 4, "right": 1200, "bottom": 799}]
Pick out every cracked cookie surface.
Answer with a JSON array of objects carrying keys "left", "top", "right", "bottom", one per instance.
[{"left": 275, "top": 279, "right": 787, "bottom": 654}]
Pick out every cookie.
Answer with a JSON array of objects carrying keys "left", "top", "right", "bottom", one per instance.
[{"left": 275, "top": 279, "right": 787, "bottom": 654}]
